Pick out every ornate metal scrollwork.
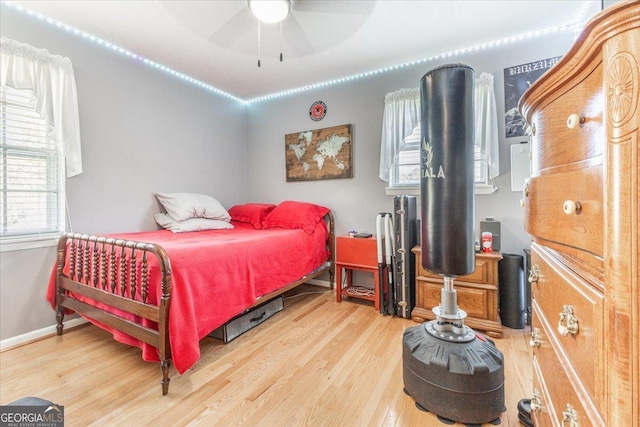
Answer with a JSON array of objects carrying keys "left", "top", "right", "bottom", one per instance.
[
  {"left": 530, "top": 389, "right": 542, "bottom": 412},
  {"left": 558, "top": 305, "right": 579, "bottom": 337},
  {"left": 528, "top": 264, "right": 540, "bottom": 285},
  {"left": 530, "top": 327, "right": 542, "bottom": 348},
  {"left": 562, "top": 403, "right": 579, "bottom": 427}
]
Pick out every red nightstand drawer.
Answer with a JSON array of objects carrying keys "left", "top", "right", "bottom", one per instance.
[
  {"left": 336, "top": 235, "right": 380, "bottom": 268},
  {"left": 335, "top": 234, "right": 386, "bottom": 310}
]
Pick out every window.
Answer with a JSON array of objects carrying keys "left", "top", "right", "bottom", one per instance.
[
  {"left": 1, "top": 37, "right": 82, "bottom": 248},
  {"left": 389, "top": 124, "right": 491, "bottom": 189},
  {"left": 382, "top": 73, "right": 499, "bottom": 195},
  {"left": 0, "top": 85, "right": 65, "bottom": 241},
  {"left": 474, "top": 145, "right": 488, "bottom": 184},
  {"left": 390, "top": 124, "right": 421, "bottom": 187}
]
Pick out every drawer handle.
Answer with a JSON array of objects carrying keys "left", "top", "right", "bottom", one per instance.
[
  {"left": 566, "top": 114, "right": 585, "bottom": 129},
  {"left": 524, "top": 123, "right": 535, "bottom": 136},
  {"left": 562, "top": 404, "right": 579, "bottom": 426},
  {"left": 530, "top": 327, "right": 541, "bottom": 348},
  {"left": 563, "top": 200, "right": 582, "bottom": 215},
  {"left": 250, "top": 311, "right": 267, "bottom": 323},
  {"left": 558, "top": 305, "right": 579, "bottom": 336},
  {"left": 528, "top": 264, "right": 540, "bottom": 285},
  {"left": 530, "top": 389, "right": 542, "bottom": 412},
  {"left": 520, "top": 183, "right": 530, "bottom": 208}
]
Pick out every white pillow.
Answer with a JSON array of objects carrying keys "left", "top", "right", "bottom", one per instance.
[
  {"left": 155, "top": 192, "right": 231, "bottom": 222},
  {"left": 154, "top": 213, "right": 234, "bottom": 233}
]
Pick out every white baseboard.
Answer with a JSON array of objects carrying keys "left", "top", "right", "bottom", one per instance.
[{"left": 0, "top": 318, "right": 88, "bottom": 352}]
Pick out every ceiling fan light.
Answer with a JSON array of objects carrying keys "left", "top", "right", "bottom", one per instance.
[{"left": 248, "top": 0, "right": 290, "bottom": 24}]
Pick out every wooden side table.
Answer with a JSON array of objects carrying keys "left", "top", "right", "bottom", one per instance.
[
  {"left": 335, "top": 234, "right": 386, "bottom": 310},
  {"left": 411, "top": 246, "right": 503, "bottom": 338}
]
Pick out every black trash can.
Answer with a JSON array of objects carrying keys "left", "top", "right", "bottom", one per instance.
[
  {"left": 523, "top": 249, "right": 532, "bottom": 326},
  {"left": 498, "top": 253, "right": 525, "bottom": 329}
]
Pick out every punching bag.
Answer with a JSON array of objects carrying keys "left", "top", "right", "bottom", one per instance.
[{"left": 420, "top": 64, "right": 475, "bottom": 276}]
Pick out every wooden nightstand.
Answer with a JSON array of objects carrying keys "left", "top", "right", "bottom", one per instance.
[
  {"left": 335, "top": 234, "right": 386, "bottom": 310},
  {"left": 411, "top": 246, "right": 503, "bottom": 338}
]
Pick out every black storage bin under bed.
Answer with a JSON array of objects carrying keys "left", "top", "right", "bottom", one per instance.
[{"left": 208, "top": 296, "right": 284, "bottom": 343}]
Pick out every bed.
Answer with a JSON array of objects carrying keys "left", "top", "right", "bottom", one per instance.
[{"left": 46, "top": 199, "right": 335, "bottom": 395}]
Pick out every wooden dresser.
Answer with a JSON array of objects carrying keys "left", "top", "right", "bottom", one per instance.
[
  {"left": 411, "top": 246, "right": 503, "bottom": 338},
  {"left": 519, "top": 2, "right": 639, "bottom": 426}
]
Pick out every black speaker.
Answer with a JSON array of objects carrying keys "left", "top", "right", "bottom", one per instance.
[{"left": 498, "top": 253, "right": 526, "bottom": 329}]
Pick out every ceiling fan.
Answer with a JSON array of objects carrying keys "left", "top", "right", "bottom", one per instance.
[
  {"left": 249, "top": 0, "right": 290, "bottom": 66},
  {"left": 207, "top": 0, "right": 375, "bottom": 66}
]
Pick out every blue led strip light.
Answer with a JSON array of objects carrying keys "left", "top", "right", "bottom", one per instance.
[
  {"left": 246, "top": 23, "right": 582, "bottom": 104},
  {"left": 3, "top": 0, "right": 596, "bottom": 105},
  {"left": 2, "top": 1, "right": 244, "bottom": 103}
]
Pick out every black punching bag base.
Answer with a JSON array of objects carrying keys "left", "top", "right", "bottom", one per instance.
[{"left": 403, "top": 321, "right": 505, "bottom": 425}]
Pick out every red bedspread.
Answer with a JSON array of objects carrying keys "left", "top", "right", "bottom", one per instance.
[{"left": 47, "top": 220, "right": 329, "bottom": 373}]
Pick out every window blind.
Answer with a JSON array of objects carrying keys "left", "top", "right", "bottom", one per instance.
[
  {"left": 0, "top": 85, "right": 64, "bottom": 239},
  {"left": 391, "top": 123, "right": 488, "bottom": 187}
]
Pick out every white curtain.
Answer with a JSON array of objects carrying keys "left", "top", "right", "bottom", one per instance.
[
  {"left": 0, "top": 37, "right": 82, "bottom": 177},
  {"left": 378, "top": 87, "right": 420, "bottom": 182},
  {"left": 475, "top": 72, "right": 499, "bottom": 180}
]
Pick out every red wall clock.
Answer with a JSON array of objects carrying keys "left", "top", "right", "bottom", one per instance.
[{"left": 309, "top": 101, "right": 327, "bottom": 121}]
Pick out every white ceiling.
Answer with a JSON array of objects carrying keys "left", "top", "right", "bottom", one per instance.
[{"left": 6, "top": 0, "right": 603, "bottom": 101}]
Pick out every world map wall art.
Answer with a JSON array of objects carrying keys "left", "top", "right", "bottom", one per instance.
[{"left": 285, "top": 124, "right": 352, "bottom": 182}]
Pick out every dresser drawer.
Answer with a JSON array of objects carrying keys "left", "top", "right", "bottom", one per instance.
[
  {"left": 412, "top": 247, "right": 502, "bottom": 337},
  {"left": 415, "top": 278, "right": 497, "bottom": 321},
  {"left": 525, "top": 165, "right": 603, "bottom": 256},
  {"left": 530, "top": 244, "right": 604, "bottom": 405},
  {"left": 415, "top": 251, "right": 501, "bottom": 286},
  {"left": 336, "top": 235, "right": 380, "bottom": 268},
  {"left": 531, "top": 356, "right": 558, "bottom": 427},
  {"left": 530, "top": 62, "right": 603, "bottom": 173},
  {"left": 532, "top": 310, "right": 604, "bottom": 426}
]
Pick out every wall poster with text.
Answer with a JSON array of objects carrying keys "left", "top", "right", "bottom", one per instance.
[{"left": 504, "top": 56, "right": 562, "bottom": 137}]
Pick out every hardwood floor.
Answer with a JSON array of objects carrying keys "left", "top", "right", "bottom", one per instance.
[{"left": 0, "top": 284, "right": 532, "bottom": 426}]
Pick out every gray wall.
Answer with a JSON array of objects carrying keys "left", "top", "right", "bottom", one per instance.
[
  {"left": 244, "top": 31, "right": 575, "bottom": 257},
  {"left": 1, "top": 3, "right": 577, "bottom": 342},
  {"left": 0, "top": 6, "right": 246, "bottom": 340}
]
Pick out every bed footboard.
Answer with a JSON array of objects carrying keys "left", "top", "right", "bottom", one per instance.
[{"left": 55, "top": 233, "right": 173, "bottom": 395}]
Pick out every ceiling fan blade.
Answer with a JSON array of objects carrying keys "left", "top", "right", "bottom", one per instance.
[
  {"left": 208, "top": 8, "right": 255, "bottom": 47},
  {"left": 292, "top": 0, "right": 375, "bottom": 15},
  {"left": 284, "top": 14, "right": 316, "bottom": 56}
]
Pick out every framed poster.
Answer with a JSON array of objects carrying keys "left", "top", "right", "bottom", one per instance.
[
  {"left": 504, "top": 56, "right": 561, "bottom": 137},
  {"left": 285, "top": 124, "right": 352, "bottom": 182}
]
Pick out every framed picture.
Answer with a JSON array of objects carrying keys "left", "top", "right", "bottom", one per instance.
[
  {"left": 285, "top": 124, "right": 352, "bottom": 182},
  {"left": 504, "top": 56, "right": 561, "bottom": 137}
]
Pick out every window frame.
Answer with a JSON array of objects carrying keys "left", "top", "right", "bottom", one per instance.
[
  {"left": 0, "top": 85, "right": 66, "bottom": 251},
  {"left": 386, "top": 127, "right": 496, "bottom": 196}
]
